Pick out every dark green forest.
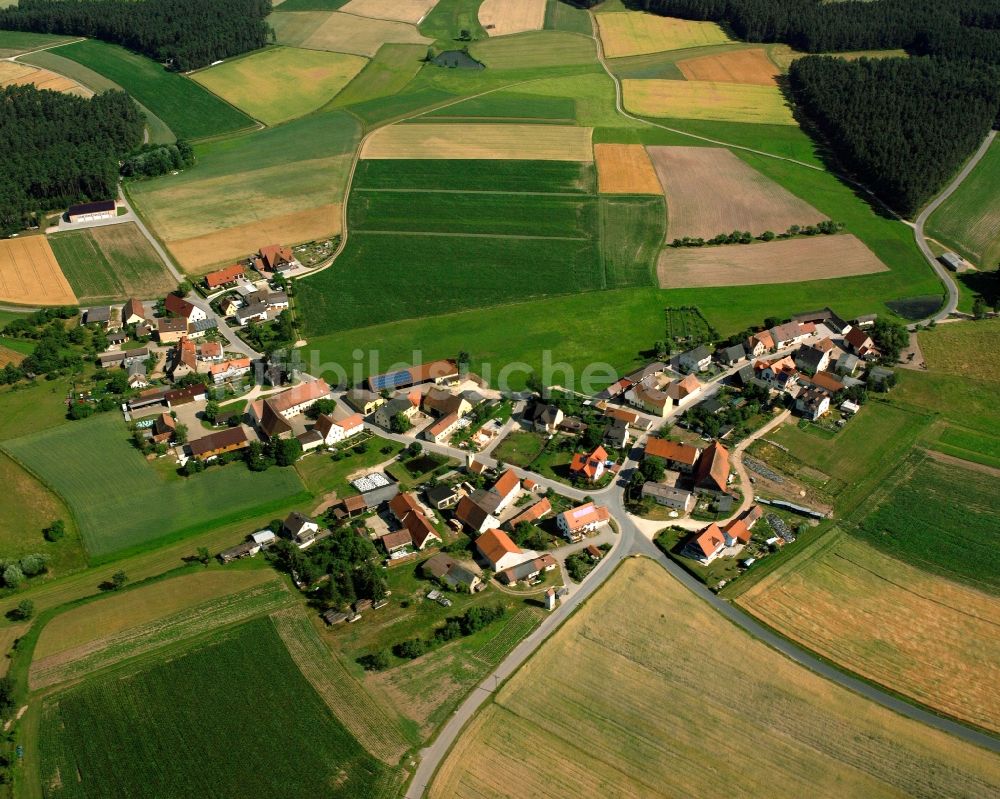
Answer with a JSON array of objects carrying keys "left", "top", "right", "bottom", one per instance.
[
  {"left": 790, "top": 57, "right": 1000, "bottom": 216},
  {"left": 0, "top": 85, "right": 144, "bottom": 236},
  {"left": 616, "top": 0, "right": 1000, "bottom": 215},
  {"left": 0, "top": 0, "right": 273, "bottom": 71}
]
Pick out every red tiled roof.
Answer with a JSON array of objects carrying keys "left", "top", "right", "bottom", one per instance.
[
  {"left": 205, "top": 263, "right": 244, "bottom": 289},
  {"left": 508, "top": 498, "right": 551, "bottom": 527},
  {"left": 694, "top": 441, "right": 730, "bottom": 492},
  {"left": 492, "top": 468, "right": 521, "bottom": 499},
  {"left": 645, "top": 438, "right": 699, "bottom": 465},
  {"left": 164, "top": 293, "right": 196, "bottom": 319},
  {"left": 570, "top": 445, "right": 608, "bottom": 479},
  {"left": 724, "top": 518, "right": 752, "bottom": 544},
  {"left": 559, "top": 502, "right": 610, "bottom": 532},
  {"left": 476, "top": 528, "right": 521, "bottom": 564},
  {"left": 690, "top": 523, "right": 725, "bottom": 559},
  {"left": 809, "top": 371, "right": 844, "bottom": 393},
  {"left": 266, "top": 380, "right": 331, "bottom": 414},
  {"left": 209, "top": 357, "right": 250, "bottom": 376}
]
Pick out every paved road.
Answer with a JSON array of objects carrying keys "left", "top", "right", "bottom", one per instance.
[
  {"left": 910, "top": 129, "right": 996, "bottom": 328},
  {"left": 115, "top": 191, "right": 184, "bottom": 284}
]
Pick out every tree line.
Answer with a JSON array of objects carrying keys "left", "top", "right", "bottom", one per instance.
[
  {"left": 622, "top": 0, "right": 1000, "bottom": 60},
  {"left": 790, "top": 56, "right": 1000, "bottom": 216},
  {"left": 0, "top": 0, "right": 273, "bottom": 72},
  {"left": 0, "top": 85, "right": 143, "bottom": 236}
]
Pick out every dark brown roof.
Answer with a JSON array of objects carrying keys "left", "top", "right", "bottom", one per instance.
[
  {"left": 68, "top": 200, "right": 115, "bottom": 216},
  {"left": 189, "top": 427, "right": 248, "bottom": 458},
  {"left": 165, "top": 384, "right": 207, "bottom": 405},
  {"left": 258, "top": 402, "right": 293, "bottom": 439}
]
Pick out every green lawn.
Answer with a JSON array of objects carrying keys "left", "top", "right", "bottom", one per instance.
[
  {"left": 2, "top": 414, "right": 310, "bottom": 561},
  {"left": 47, "top": 223, "right": 176, "bottom": 303},
  {"left": 54, "top": 39, "right": 255, "bottom": 140},
  {"left": 294, "top": 436, "right": 404, "bottom": 497},
  {"left": 38, "top": 618, "right": 397, "bottom": 799},
  {"left": 927, "top": 137, "right": 1000, "bottom": 268},
  {"left": 0, "top": 378, "right": 75, "bottom": 442},
  {"left": 851, "top": 452, "right": 1000, "bottom": 593}
]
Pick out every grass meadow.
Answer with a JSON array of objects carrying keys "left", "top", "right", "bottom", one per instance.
[
  {"left": 329, "top": 43, "right": 426, "bottom": 108},
  {"left": 0, "top": 30, "right": 75, "bottom": 58},
  {"left": 429, "top": 558, "right": 1000, "bottom": 798},
  {"left": 192, "top": 46, "right": 367, "bottom": 125},
  {"left": 39, "top": 618, "right": 398, "bottom": 799},
  {"left": 54, "top": 40, "right": 255, "bottom": 140},
  {"left": 1, "top": 414, "right": 309, "bottom": 560},
  {"left": 927, "top": 137, "right": 1000, "bottom": 268},
  {"left": 47, "top": 224, "right": 176, "bottom": 302}
]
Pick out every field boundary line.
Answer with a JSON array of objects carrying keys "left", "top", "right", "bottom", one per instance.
[{"left": 353, "top": 230, "right": 590, "bottom": 241}]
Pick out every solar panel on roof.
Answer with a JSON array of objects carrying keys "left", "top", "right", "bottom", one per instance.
[{"left": 371, "top": 369, "right": 410, "bottom": 390}]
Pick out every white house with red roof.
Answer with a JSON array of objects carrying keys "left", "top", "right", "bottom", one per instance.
[{"left": 314, "top": 413, "right": 365, "bottom": 446}]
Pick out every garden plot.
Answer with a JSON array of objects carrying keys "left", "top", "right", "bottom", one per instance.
[
  {"left": 648, "top": 146, "right": 824, "bottom": 239},
  {"left": 657, "top": 235, "right": 888, "bottom": 288}
]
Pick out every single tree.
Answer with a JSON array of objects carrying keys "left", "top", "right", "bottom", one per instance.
[{"left": 111, "top": 571, "right": 128, "bottom": 590}]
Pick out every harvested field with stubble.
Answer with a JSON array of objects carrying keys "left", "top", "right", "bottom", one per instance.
[
  {"left": 678, "top": 47, "right": 778, "bottom": 85},
  {"left": 738, "top": 532, "right": 1000, "bottom": 734},
  {"left": 597, "top": 12, "right": 730, "bottom": 58},
  {"left": 479, "top": 0, "right": 546, "bottom": 37},
  {"left": 361, "top": 123, "right": 594, "bottom": 160},
  {"left": 341, "top": 0, "right": 438, "bottom": 25},
  {"left": 0, "top": 60, "right": 89, "bottom": 95},
  {"left": 649, "top": 146, "right": 823, "bottom": 239},
  {"left": 624, "top": 78, "right": 795, "bottom": 124},
  {"left": 594, "top": 143, "right": 662, "bottom": 194},
  {"left": 658, "top": 234, "right": 888, "bottom": 288},
  {"left": 429, "top": 558, "right": 1000, "bottom": 799},
  {"left": 166, "top": 203, "right": 342, "bottom": 274},
  {"left": 0, "top": 236, "right": 76, "bottom": 306},
  {"left": 271, "top": 10, "right": 431, "bottom": 57}
]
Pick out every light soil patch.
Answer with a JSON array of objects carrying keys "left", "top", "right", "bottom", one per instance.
[
  {"left": 479, "top": 0, "right": 547, "bottom": 37},
  {"left": 0, "top": 61, "right": 90, "bottom": 96},
  {"left": 167, "top": 203, "right": 342, "bottom": 274},
  {"left": 678, "top": 47, "right": 778, "bottom": 85},
  {"left": 430, "top": 558, "right": 1000, "bottom": 798},
  {"left": 624, "top": 78, "right": 795, "bottom": 125},
  {"left": 594, "top": 143, "right": 662, "bottom": 195},
  {"left": 0, "top": 237, "right": 77, "bottom": 306},
  {"left": 275, "top": 10, "right": 432, "bottom": 57},
  {"left": 34, "top": 570, "right": 277, "bottom": 660},
  {"left": 649, "top": 145, "right": 824, "bottom": 239},
  {"left": 658, "top": 234, "right": 888, "bottom": 288},
  {"left": 191, "top": 47, "right": 367, "bottom": 125},
  {"left": 739, "top": 534, "right": 1000, "bottom": 734},
  {"left": 341, "top": 0, "right": 439, "bottom": 25},
  {"left": 0, "top": 345, "right": 24, "bottom": 368},
  {"left": 361, "top": 123, "right": 594, "bottom": 160},
  {"left": 917, "top": 317, "right": 1000, "bottom": 384},
  {"left": 597, "top": 12, "right": 730, "bottom": 58}
]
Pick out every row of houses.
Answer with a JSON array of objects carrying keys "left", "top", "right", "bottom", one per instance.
[
  {"left": 640, "top": 439, "right": 731, "bottom": 514},
  {"left": 203, "top": 244, "right": 300, "bottom": 291}
]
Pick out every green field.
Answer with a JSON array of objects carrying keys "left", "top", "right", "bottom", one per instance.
[
  {"left": 19, "top": 49, "right": 175, "bottom": 143},
  {"left": 544, "top": 0, "right": 594, "bottom": 34},
  {"left": 47, "top": 224, "right": 176, "bottom": 303},
  {"left": 0, "top": 30, "right": 74, "bottom": 57},
  {"left": 353, "top": 159, "right": 596, "bottom": 193},
  {"left": 55, "top": 39, "right": 255, "bottom": 140},
  {"left": 192, "top": 46, "right": 367, "bottom": 125},
  {"left": 852, "top": 453, "right": 1000, "bottom": 593},
  {"left": 927, "top": 137, "right": 1000, "bottom": 268},
  {"left": 419, "top": 0, "right": 487, "bottom": 44},
  {"left": 39, "top": 618, "right": 396, "bottom": 799},
  {"left": 2, "top": 414, "right": 309, "bottom": 560},
  {"left": 600, "top": 196, "right": 664, "bottom": 288},
  {"left": 424, "top": 92, "right": 577, "bottom": 122},
  {"left": 469, "top": 30, "right": 598, "bottom": 71},
  {"left": 330, "top": 43, "right": 426, "bottom": 108}
]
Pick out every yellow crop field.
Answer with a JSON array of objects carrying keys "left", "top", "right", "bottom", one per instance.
[
  {"left": 678, "top": 47, "right": 778, "bottom": 85},
  {"left": 341, "top": 0, "right": 439, "bottom": 25},
  {"left": 272, "top": 10, "right": 431, "bottom": 58},
  {"left": 658, "top": 234, "right": 888, "bottom": 288},
  {"left": 739, "top": 533, "right": 1000, "bottom": 734},
  {"left": 0, "top": 61, "right": 89, "bottom": 96},
  {"left": 34, "top": 570, "right": 277, "bottom": 660},
  {"left": 624, "top": 78, "right": 795, "bottom": 124},
  {"left": 594, "top": 143, "right": 663, "bottom": 194},
  {"left": 430, "top": 559, "right": 1000, "bottom": 799},
  {"left": 361, "top": 123, "right": 594, "bottom": 160},
  {"left": 168, "top": 203, "right": 342, "bottom": 274},
  {"left": 648, "top": 145, "right": 823, "bottom": 239},
  {"left": 0, "top": 236, "right": 77, "bottom": 306},
  {"left": 479, "top": 0, "right": 546, "bottom": 37},
  {"left": 191, "top": 47, "right": 366, "bottom": 125},
  {"left": 597, "top": 12, "right": 731, "bottom": 58}
]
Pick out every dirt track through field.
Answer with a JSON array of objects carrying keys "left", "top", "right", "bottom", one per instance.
[
  {"left": 479, "top": 0, "right": 546, "bottom": 37},
  {"left": 657, "top": 234, "right": 889, "bottom": 288},
  {"left": 0, "top": 237, "right": 77, "bottom": 306},
  {"left": 361, "top": 123, "right": 594, "bottom": 161},
  {"left": 594, "top": 143, "right": 662, "bottom": 194},
  {"left": 678, "top": 48, "right": 778, "bottom": 86},
  {"left": 649, "top": 146, "right": 824, "bottom": 239}
]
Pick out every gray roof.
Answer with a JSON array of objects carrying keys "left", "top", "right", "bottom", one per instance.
[
  {"left": 642, "top": 482, "right": 694, "bottom": 502},
  {"left": 794, "top": 346, "right": 825, "bottom": 372},
  {"left": 86, "top": 306, "right": 111, "bottom": 324},
  {"left": 426, "top": 484, "right": 459, "bottom": 506},
  {"left": 283, "top": 512, "right": 316, "bottom": 537},
  {"left": 524, "top": 402, "right": 561, "bottom": 425},
  {"left": 266, "top": 292, "right": 289, "bottom": 307},
  {"left": 127, "top": 361, "right": 147, "bottom": 377},
  {"left": 191, "top": 317, "right": 218, "bottom": 333},
  {"left": 680, "top": 344, "right": 712, "bottom": 363},
  {"left": 237, "top": 301, "right": 268, "bottom": 322},
  {"left": 716, "top": 344, "right": 746, "bottom": 362}
]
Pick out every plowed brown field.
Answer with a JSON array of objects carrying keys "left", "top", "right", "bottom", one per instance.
[{"left": 678, "top": 47, "right": 778, "bottom": 85}]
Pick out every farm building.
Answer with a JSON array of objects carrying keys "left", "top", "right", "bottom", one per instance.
[
  {"left": 344, "top": 388, "right": 384, "bottom": 415},
  {"left": 792, "top": 308, "right": 850, "bottom": 335},
  {"left": 367, "top": 359, "right": 459, "bottom": 393},
  {"left": 189, "top": 427, "right": 249, "bottom": 461},
  {"left": 157, "top": 317, "right": 188, "bottom": 343},
  {"left": 490, "top": 468, "right": 522, "bottom": 512},
  {"left": 939, "top": 252, "right": 968, "bottom": 272},
  {"left": 66, "top": 199, "right": 116, "bottom": 223},
  {"left": 85, "top": 306, "right": 111, "bottom": 327},
  {"left": 165, "top": 384, "right": 207, "bottom": 408},
  {"left": 425, "top": 411, "right": 461, "bottom": 444},
  {"left": 121, "top": 298, "right": 146, "bottom": 326},
  {"left": 497, "top": 554, "right": 557, "bottom": 587},
  {"left": 314, "top": 412, "right": 365, "bottom": 445},
  {"left": 454, "top": 491, "right": 502, "bottom": 534},
  {"left": 422, "top": 554, "right": 483, "bottom": 592},
  {"left": 389, "top": 492, "right": 441, "bottom": 551},
  {"left": 426, "top": 484, "right": 460, "bottom": 510},
  {"left": 694, "top": 441, "right": 730, "bottom": 494},
  {"left": 642, "top": 482, "right": 696, "bottom": 513},
  {"left": 476, "top": 528, "right": 526, "bottom": 572}
]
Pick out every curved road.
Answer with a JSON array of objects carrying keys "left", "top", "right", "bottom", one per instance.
[{"left": 910, "top": 129, "right": 996, "bottom": 327}]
